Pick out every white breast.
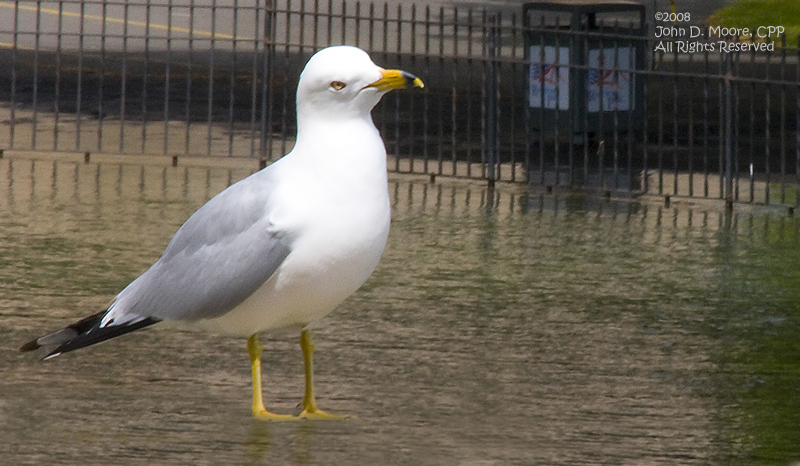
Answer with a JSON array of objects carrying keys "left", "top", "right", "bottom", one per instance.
[{"left": 195, "top": 118, "right": 391, "bottom": 336}]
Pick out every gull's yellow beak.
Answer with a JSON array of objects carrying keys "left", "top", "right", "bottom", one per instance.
[{"left": 367, "top": 69, "right": 425, "bottom": 92}]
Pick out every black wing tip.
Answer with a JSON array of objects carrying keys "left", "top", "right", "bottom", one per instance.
[
  {"left": 48, "top": 317, "right": 161, "bottom": 357},
  {"left": 20, "top": 312, "right": 161, "bottom": 359},
  {"left": 19, "top": 339, "right": 41, "bottom": 353}
]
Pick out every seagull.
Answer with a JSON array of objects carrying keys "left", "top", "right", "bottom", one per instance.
[{"left": 20, "top": 45, "right": 424, "bottom": 421}]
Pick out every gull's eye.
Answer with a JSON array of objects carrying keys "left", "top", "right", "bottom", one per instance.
[{"left": 330, "top": 81, "right": 346, "bottom": 91}]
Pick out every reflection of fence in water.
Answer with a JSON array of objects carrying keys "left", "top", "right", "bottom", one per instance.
[{"left": 4, "top": 153, "right": 798, "bottom": 249}]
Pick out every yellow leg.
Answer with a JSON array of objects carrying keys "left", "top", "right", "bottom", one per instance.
[
  {"left": 296, "top": 329, "right": 348, "bottom": 420},
  {"left": 248, "top": 334, "right": 296, "bottom": 422}
]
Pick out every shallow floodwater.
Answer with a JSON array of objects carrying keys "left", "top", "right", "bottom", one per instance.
[{"left": 1, "top": 155, "right": 799, "bottom": 465}]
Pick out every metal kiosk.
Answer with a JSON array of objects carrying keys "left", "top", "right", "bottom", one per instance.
[{"left": 524, "top": 1, "right": 648, "bottom": 136}]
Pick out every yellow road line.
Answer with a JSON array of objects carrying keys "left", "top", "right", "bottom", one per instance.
[{"left": 0, "top": 1, "right": 244, "bottom": 41}]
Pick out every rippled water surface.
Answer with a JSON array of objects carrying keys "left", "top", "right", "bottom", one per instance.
[{"left": 2, "top": 155, "right": 800, "bottom": 465}]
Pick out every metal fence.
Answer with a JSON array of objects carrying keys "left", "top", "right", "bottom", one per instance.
[{"left": 1, "top": 0, "right": 799, "bottom": 207}]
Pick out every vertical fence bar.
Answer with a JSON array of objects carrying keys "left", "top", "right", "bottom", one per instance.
[
  {"left": 509, "top": 12, "right": 519, "bottom": 182},
  {"left": 313, "top": 0, "right": 321, "bottom": 49},
  {"left": 466, "top": 7, "right": 474, "bottom": 178},
  {"left": 479, "top": 9, "right": 486, "bottom": 180},
  {"left": 185, "top": 0, "right": 195, "bottom": 155},
  {"left": 702, "top": 40, "right": 710, "bottom": 197},
  {"left": 582, "top": 26, "right": 590, "bottom": 188},
  {"left": 32, "top": 0, "right": 41, "bottom": 150},
  {"left": 341, "top": 0, "right": 347, "bottom": 45},
  {"left": 120, "top": 1, "right": 129, "bottom": 153},
  {"left": 640, "top": 33, "right": 649, "bottom": 195},
  {"left": 379, "top": 1, "right": 388, "bottom": 163},
  {"left": 54, "top": 0, "right": 63, "bottom": 151},
  {"left": 250, "top": 1, "right": 261, "bottom": 158},
  {"left": 368, "top": 1, "right": 375, "bottom": 52},
  {"left": 9, "top": 0, "right": 19, "bottom": 148},
  {"left": 687, "top": 48, "right": 694, "bottom": 198},
  {"left": 536, "top": 15, "right": 544, "bottom": 185},
  {"left": 656, "top": 45, "right": 666, "bottom": 195},
  {"left": 556, "top": 20, "right": 568, "bottom": 186},
  {"left": 732, "top": 44, "right": 740, "bottom": 202},
  {"left": 331, "top": 0, "right": 337, "bottom": 46},
  {"left": 355, "top": 1, "right": 362, "bottom": 47},
  {"left": 392, "top": 2, "right": 402, "bottom": 167},
  {"left": 98, "top": 0, "right": 108, "bottom": 152},
  {"left": 436, "top": 5, "right": 444, "bottom": 176},
  {"left": 298, "top": 0, "right": 308, "bottom": 59},
  {"left": 724, "top": 51, "right": 733, "bottom": 206},
  {"left": 484, "top": 12, "right": 498, "bottom": 186},
  {"left": 596, "top": 29, "right": 605, "bottom": 192},
  {"left": 164, "top": 0, "right": 173, "bottom": 156},
  {"left": 422, "top": 4, "right": 430, "bottom": 173},
  {"left": 207, "top": 0, "right": 218, "bottom": 156},
  {"left": 496, "top": 12, "right": 503, "bottom": 182},
  {"left": 672, "top": 40, "right": 679, "bottom": 196},
  {"left": 717, "top": 48, "right": 725, "bottom": 199},
  {"left": 278, "top": 0, "right": 291, "bottom": 158},
  {"left": 779, "top": 34, "right": 787, "bottom": 204},
  {"left": 566, "top": 25, "right": 574, "bottom": 187},
  {"left": 407, "top": 2, "right": 416, "bottom": 173},
  {"left": 749, "top": 49, "right": 756, "bottom": 202},
  {"left": 76, "top": 0, "right": 85, "bottom": 151},
  {"left": 261, "top": 0, "right": 276, "bottom": 164},
  {"left": 142, "top": 0, "right": 152, "bottom": 154},
  {"left": 764, "top": 49, "right": 772, "bottom": 204},
  {"left": 450, "top": 6, "right": 458, "bottom": 177},
  {"left": 522, "top": 13, "right": 531, "bottom": 184},
  {"left": 553, "top": 19, "right": 561, "bottom": 188},
  {"left": 612, "top": 25, "right": 620, "bottom": 192},
  {"left": 228, "top": 0, "right": 239, "bottom": 157},
  {"left": 266, "top": 0, "right": 279, "bottom": 163}
]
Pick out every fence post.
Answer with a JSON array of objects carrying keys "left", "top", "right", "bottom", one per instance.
[
  {"left": 484, "top": 13, "right": 500, "bottom": 186},
  {"left": 724, "top": 51, "right": 733, "bottom": 208},
  {"left": 260, "top": 0, "right": 276, "bottom": 169}
]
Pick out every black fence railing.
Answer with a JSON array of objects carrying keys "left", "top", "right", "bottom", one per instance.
[{"left": 0, "top": 0, "right": 798, "bottom": 207}]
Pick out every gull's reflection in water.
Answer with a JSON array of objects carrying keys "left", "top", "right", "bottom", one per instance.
[{"left": 245, "top": 420, "right": 317, "bottom": 466}]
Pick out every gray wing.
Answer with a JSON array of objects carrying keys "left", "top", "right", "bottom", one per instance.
[{"left": 108, "top": 170, "right": 293, "bottom": 323}]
